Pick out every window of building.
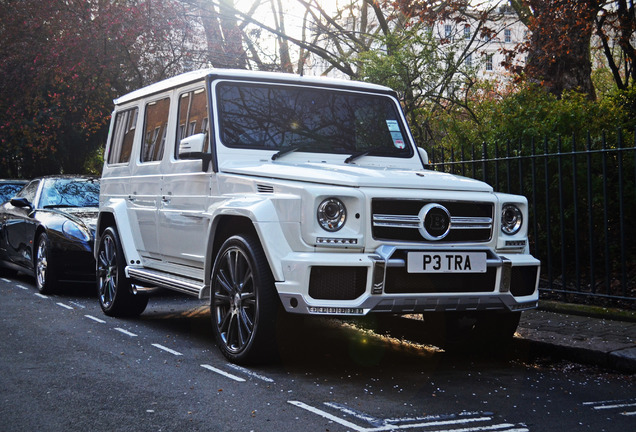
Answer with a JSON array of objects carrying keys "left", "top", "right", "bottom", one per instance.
[
  {"left": 445, "top": 24, "right": 452, "bottom": 39},
  {"left": 464, "top": 25, "right": 471, "bottom": 40},
  {"left": 504, "top": 29, "right": 511, "bottom": 43},
  {"left": 465, "top": 54, "right": 472, "bottom": 67},
  {"left": 486, "top": 54, "right": 494, "bottom": 71}
]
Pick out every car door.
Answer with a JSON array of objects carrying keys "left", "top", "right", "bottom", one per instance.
[
  {"left": 127, "top": 95, "right": 172, "bottom": 266},
  {"left": 158, "top": 86, "right": 214, "bottom": 278},
  {"left": 0, "top": 180, "right": 40, "bottom": 269}
]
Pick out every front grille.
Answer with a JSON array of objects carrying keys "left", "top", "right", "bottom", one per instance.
[
  {"left": 510, "top": 266, "right": 538, "bottom": 297},
  {"left": 309, "top": 266, "right": 367, "bottom": 300},
  {"left": 384, "top": 267, "right": 497, "bottom": 294},
  {"left": 372, "top": 199, "right": 493, "bottom": 243}
]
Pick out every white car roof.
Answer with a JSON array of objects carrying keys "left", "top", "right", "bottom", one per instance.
[{"left": 114, "top": 68, "right": 394, "bottom": 105}]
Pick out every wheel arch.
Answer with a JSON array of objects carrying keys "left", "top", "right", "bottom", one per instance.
[{"left": 95, "top": 199, "right": 141, "bottom": 266}]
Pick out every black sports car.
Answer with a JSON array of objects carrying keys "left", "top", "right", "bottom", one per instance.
[
  {"left": 0, "top": 179, "right": 28, "bottom": 204},
  {"left": 0, "top": 175, "right": 100, "bottom": 293}
]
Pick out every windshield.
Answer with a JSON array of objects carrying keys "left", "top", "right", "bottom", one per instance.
[
  {"left": 216, "top": 82, "right": 413, "bottom": 158},
  {"left": 40, "top": 178, "right": 100, "bottom": 208}
]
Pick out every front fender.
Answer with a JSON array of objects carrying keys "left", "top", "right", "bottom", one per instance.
[
  {"left": 208, "top": 196, "right": 297, "bottom": 283},
  {"left": 95, "top": 198, "right": 142, "bottom": 265}
]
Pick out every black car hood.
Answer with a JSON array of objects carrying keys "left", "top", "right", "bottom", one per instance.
[{"left": 47, "top": 207, "right": 98, "bottom": 233}]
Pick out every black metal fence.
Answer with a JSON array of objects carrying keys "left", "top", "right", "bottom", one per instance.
[{"left": 428, "top": 129, "right": 636, "bottom": 307}]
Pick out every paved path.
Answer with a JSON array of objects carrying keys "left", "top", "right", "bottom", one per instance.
[{"left": 516, "top": 309, "right": 636, "bottom": 373}]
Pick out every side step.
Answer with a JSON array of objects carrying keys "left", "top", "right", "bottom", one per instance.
[{"left": 127, "top": 267, "right": 205, "bottom": 297}]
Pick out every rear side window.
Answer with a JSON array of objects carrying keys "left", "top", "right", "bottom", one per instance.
[
  {"left": 176, "top": 88, "right": 209, "bottom": 158},
  {"left": 108, "top": 108, "right": 138, "bottom": 165},
  {"left": 141, "top": 97, "right": 170, "bottom": 163}
]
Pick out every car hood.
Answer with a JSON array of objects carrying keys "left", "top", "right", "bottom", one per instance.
[
  {"left": 49, "top": 207, "right": 99, "bottom": 233},
  {"left": 220, "top": 161, "right": 493, "bottom": 192}
]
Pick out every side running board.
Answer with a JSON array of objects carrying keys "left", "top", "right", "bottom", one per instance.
[{"left": 127, "top": 267, "right": 204, "bottom": 297}]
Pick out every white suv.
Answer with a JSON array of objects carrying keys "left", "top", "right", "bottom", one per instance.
[{"left": 96, "top": 69, "right": 540, "bottom": 363}]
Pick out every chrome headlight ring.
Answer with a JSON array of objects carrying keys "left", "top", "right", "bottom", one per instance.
[
  {"left": 317, "top": 198, "right": 347, "bottom": 232},
  {"left": 501, "top": 204, "right": 523, "bottom": 235}
]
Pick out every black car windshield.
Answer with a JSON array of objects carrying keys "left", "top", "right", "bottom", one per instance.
[
  {"left": 40, "top": 178, "right": 100, "bottom": 208},
  {"left": 216, "top": 82, "right": 413, "bottom": 159}
]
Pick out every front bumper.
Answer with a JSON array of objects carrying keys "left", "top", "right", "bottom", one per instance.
[{"left": 275, "top": 245, "right": 540, "bottom": 316}]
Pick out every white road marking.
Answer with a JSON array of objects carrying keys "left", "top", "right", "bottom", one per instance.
[
  {"left": 622, "top": 411, "right": 636, "bottom": 416},
  {"left": 592, "top": 402, "right": 636, "bottom": 410},
  {"left": 226, "top": 364, "right": 274, "bottom": 382},
  {"left": 1, "top": 278, "right": 10, "bottom": 283},
  {"left": 114, "top": 328, "right": 138, "bottom": 337},
  {"left": 15, "top": 284, "right": 28, "bottom": 290},
  {"left": 85, "top": 315, "right": 106, "bottom": 323},
  {"left": 69, "top": 301, "right": 86, "bottom": 309},
  {"left": 152, "top": 343, "right": 182, "bottom": 356},
  {"left": 288, "top": 400, "right": 366, "bottom": 431},
  {"left": 56, "top": 302, "right": 73, "bottom": 310},
  {"left": 35, "top": 293, "right": 48, "bottom": 299},
  {"left": 289, "top": 401, "right": 528, "bottom": 432},
  {"left": 201, "top": 364, "right": 246, "bottom": 382}
]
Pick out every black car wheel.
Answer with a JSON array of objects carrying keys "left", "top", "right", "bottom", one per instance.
[
  {"left": 35, "top": 232, "right": 58, "bottom": 294},
  {"left": 211, "top": 234, "right": 279, "bottom": 364},
  {"left": 97, "top": 226, "right": 148, "bottom": 317}
]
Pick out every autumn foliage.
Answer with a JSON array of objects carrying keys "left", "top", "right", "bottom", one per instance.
[{"left": 0, "top": 0, "right": 198, "bottom": 177}]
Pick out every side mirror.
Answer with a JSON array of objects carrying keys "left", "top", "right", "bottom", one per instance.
[
  {"left": 418, "top": 147, "right": 429, "bottom": 166},
  {"left": 10, "top": 197, "right": 32, "bottom": 209},
  {"left": 178, "top": 133, "right": 206, "bottom": 159}
]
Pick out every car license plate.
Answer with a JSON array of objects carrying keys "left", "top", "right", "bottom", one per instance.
[{"left": 407, "top": 252, "right": 487, "bottom": 273}]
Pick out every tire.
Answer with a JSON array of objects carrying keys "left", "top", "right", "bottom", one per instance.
[
  {"left": 211, "top": 234, "right": 279, "bottom": 364},
  {"left": 96, "top": 226, "right": 148, "bottom": 317},
  {"left": 35, "top": 232, "right": 58, "bottom": 294},
  {"left": 424, "top": 311, "right": 521, "bottom": 350}
]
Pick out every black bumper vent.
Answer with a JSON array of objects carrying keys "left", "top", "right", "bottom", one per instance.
[
  {"left": 510, "top": 266, "right": 538, "bottom": 297},
  {"left": 309, "top": 266, "right": 367, "bottom": 300},
  {"left": 384, "top": 267, "right": 497, "bottom": 294}
]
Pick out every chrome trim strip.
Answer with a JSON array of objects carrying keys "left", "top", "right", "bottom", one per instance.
[{"left": 372, "top": 214, "right": 492, "bottom": 229}]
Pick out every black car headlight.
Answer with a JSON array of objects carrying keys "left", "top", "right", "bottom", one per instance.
[
  {"left": 317, "top": 198, "right": 347, "bottom": 232},
  {"left": 501, "top": 204, "right": 523, "bottom": 235},
  {"left": 62, "top": 220, "right": 91, "bottom": 242}
]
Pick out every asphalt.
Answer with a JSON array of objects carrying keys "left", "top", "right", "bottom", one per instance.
[{"left": 515, "top": 303, "right": 636, "bottom": 374}]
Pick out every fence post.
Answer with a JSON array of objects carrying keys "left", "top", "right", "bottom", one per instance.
[
  {"left": 602, "top": 132, "right": 611, "bottom": 293},
  {"left": 617, "top": 129, "right": 627, "bottom": 296},
  {"left": 544, "top": 136, "right": 553, "bottom": 291},
  {"left": 571, "top": 133, "right": 581, "bottom": 292},
  {"left": 531, "top": 138, "right": 539, "bottom": 258},
  {"left": 557, "top": 136, "right": 567, "bottom": 292},
  {"left": 586, "top": 132, "right": 596, "bottom": 294},
  {"left": 482, "top": 142, "right": 488, "bottom": 184}
]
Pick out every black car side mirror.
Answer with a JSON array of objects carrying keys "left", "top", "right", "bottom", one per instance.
[{"left": 10, "top": 197, "right": 32, "bottom": 210}]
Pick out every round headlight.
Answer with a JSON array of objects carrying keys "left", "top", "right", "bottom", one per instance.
[
  {"left": 317, "top": 198, "right": 346, "bottom": 232},
  {"left": 501, "top": 204, "right": 523, "bottom": 235}
]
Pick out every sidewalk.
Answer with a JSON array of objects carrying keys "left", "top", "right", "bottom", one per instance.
[{"left": 515, "top": 307, "right": 636, "bottom": 373}]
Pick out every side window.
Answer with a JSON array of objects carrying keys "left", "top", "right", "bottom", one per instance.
[
  {"left": 108, "top": 107, "right": 138, "bottom": 165},
  {"left": 17, "top": 180, "right": 39, "bottom": 203},
  {"left": 141, "top": 97, "right": 170, "bottom": 163},
  {"left": 175, "top": 88, "right": 209, "bottom": 158}
]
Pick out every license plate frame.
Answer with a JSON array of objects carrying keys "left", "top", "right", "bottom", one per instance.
[{"left": 406, "top": 251, "right": 488, "bottom": 274}]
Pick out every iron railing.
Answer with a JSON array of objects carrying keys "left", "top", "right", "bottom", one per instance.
[{"left": 428, "top": 129, "right": 636, "bottom": 306}]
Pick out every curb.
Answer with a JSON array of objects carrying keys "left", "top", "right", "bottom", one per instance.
[
  {"left": 512, "top": 337, "right": 636, "bottom": 374},
  {"left": 538, "top": 300, "right": 636, "bottom": 323}
]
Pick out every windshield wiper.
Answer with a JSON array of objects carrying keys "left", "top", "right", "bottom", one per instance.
[
  {"left": 43, "top": 204, "right": 79, "bottom": 209},
  {"left": 271, "top": 144, "right": 317, "bottom": 161},
  {"left": 345, "top": 145, "right": 399, "bottom": 164}
]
